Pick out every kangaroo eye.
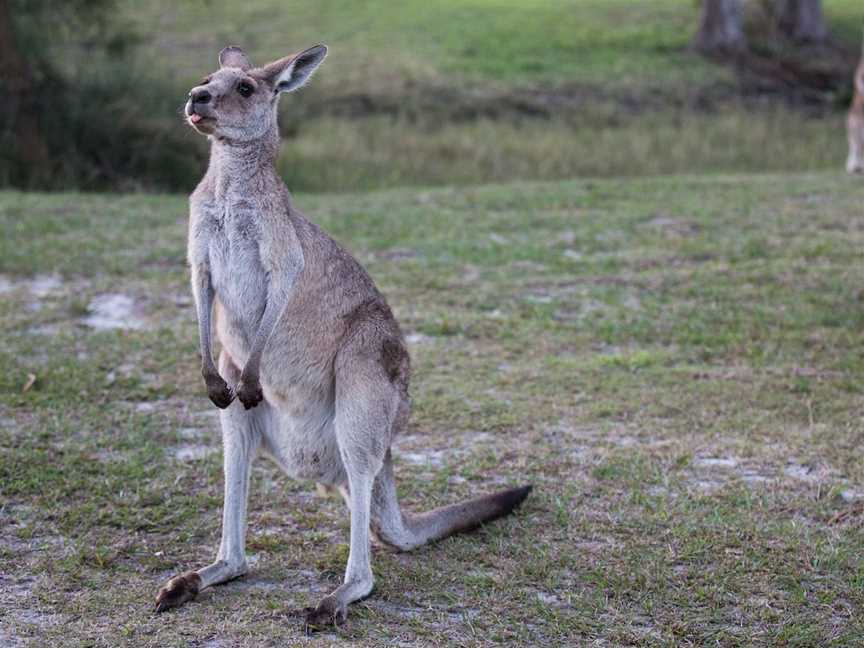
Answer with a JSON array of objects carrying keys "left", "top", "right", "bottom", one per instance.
[{"left": 237, "top": 82, "right": 254, "bottom": 98}]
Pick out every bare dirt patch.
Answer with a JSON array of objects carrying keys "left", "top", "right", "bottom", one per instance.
[
  {"left": 171, "top": 443, "right": 219, "bottom": 462},
  {"left": 83, "top": 293, "right": 148, "bottom": 331}
]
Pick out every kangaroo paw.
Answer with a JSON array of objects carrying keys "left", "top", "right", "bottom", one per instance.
[
  {"left": 235, "top": 379, "right": 263, "bottom": 410},
  {"left": 204, "top": 376, "right": 234, "bottom": 409}
]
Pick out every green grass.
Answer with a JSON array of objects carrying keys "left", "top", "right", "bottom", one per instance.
[
  {"left": 75, "top": 0, "right": 863, "bottom": 192},
  {"left": 2, "top": 172, "right": 864, "bottom": 645},
  {"left": 123, "top": 0, "right": 862, "bottom": 87},
  {"left": 276, "top": 109, "right": 850, "bottom": 192},
  {"left": 9, "top": 1, "right": 860, "bottom": 191},
  {"left": 131, "top": 0, "right": 724, "bottom": 87}
]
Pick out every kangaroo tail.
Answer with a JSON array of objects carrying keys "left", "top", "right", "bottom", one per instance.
[{"left": 370, "top": 451, "right": 532, "bottom": 551}]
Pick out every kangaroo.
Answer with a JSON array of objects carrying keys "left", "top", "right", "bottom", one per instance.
[
  {"left": 153, "top": 44, "right": 532, "bottom": 628},
  {"left": 848, "top": 57, "right": 864, "bottom": 174}
]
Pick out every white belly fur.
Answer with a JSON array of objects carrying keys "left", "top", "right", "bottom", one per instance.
[{"left": 259, "top": 390, "right": 345, "bottom": 485}]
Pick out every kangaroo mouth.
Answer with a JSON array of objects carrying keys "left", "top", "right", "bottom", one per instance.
[
  {"left": 187, "top": 112, "right": 216, "bottom": 132},
  {"left": 185, "top": 99, "right": 216, "bottom": 130}
]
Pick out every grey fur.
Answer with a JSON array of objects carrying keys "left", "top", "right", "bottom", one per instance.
[{"left": 154, "top": 45, "right": 532, "bottom": 627}]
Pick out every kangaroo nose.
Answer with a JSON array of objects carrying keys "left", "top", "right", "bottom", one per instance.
[{"left": 190, "top": 89, "right": 211, "bottom": 105}]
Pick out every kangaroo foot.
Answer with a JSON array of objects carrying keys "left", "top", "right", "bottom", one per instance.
[{"left": 154, "top": 571, "right": 201, "bottom": 613}]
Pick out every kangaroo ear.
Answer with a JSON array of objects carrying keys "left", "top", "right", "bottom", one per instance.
[
  {"left": 219, "top": 46, "right": 252, "bottom": 71},
  {"left": 262, "top": 44, "right": 328, "bottom": 94}
]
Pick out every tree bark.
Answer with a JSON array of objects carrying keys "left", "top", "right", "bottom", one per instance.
[
  {"left": 775, "top": 0, "right": 827, "bottom": 43},
  {"left": 0, "top": 0, "right": 50, "bottom": 182},
  {"left": 694, "top": 0, "right": 747, "bottom": 55}
]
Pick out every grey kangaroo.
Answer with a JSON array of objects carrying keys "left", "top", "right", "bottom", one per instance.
[{"left": 153, "top": 44, "right": 531, "bottom": 628}]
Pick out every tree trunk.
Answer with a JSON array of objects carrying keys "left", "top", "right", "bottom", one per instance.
[
  {"left": 0, "top": 0, "right": 50, "bottom": 184},
  {"left": 775, "top": 0, "right": 827, "bottom": 43},
  {"left": 694, "top": 0, "right": 747, "bottom": 55}
]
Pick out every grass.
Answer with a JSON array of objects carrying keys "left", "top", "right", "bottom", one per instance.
[
  {"left": 2, "top": 171, "right": 864, "bottom": 645},
  {"left": 50, "top": 0, "right": 852, "bottom": 192},
  {"left": 123, "top": 0, "right": 862, "bottom": 87},
  {"left": 125, "top": 0, "right": 726, "bottom": 87},
  {"left": 276, "top": 109, "right": 850, "bottom": 192}
]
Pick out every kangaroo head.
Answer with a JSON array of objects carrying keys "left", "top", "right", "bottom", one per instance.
[{"left": 184, "top": 44, "right": 327, "bottom": 142}]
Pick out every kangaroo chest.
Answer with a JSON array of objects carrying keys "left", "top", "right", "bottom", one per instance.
[{"left": 206, "top": 202, "right": 268, "bottom": 338}]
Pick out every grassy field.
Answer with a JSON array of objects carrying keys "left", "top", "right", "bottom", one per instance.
[
  {"left": 125, "top": 0, "right": 862, "bottom": 87},
  {"left": 69, "top": 0, "right": 859, "bottom": 192},
  {"left": 2, "top": 171, "right": 864, "bottom": 646},
  {"left": 127, "top": 0, "right": 727, "bottom": 86}
]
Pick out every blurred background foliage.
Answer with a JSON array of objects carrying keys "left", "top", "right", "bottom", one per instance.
[{"left": 0, "top": 0, "right": 861, "bottom": 193}]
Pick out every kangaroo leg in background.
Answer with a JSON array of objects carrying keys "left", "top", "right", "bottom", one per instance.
[
  {"left": 303, "top": 372, "right": 395, "bottom": 628},
  {"left": 848, "top": 128, "right": 864, "bottom": 174}
]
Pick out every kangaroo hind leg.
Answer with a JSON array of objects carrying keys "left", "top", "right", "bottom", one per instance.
[{"left": 304, "top": 367, "right": 399, "bottom": 629}]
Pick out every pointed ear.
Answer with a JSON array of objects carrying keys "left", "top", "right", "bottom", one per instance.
[
  {"left": 262, "top": 44, "right": 328, "bottom": 94},
  {"left": 219, "top": 46, "right": 252, "bottom": 71}
]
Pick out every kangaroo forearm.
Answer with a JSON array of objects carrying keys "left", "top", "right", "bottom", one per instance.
[
  {"left": 241, "top": 265, "right": 300, "bottom": 380},
  {"left": 192, "top": 266, "right": 218, "bottom": 375},
  {"left": 198, "top": 311, "right": 217, "bottom": 374},
  {"left": 241, "top": 293, "right": 286, "bottom": 380}
]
